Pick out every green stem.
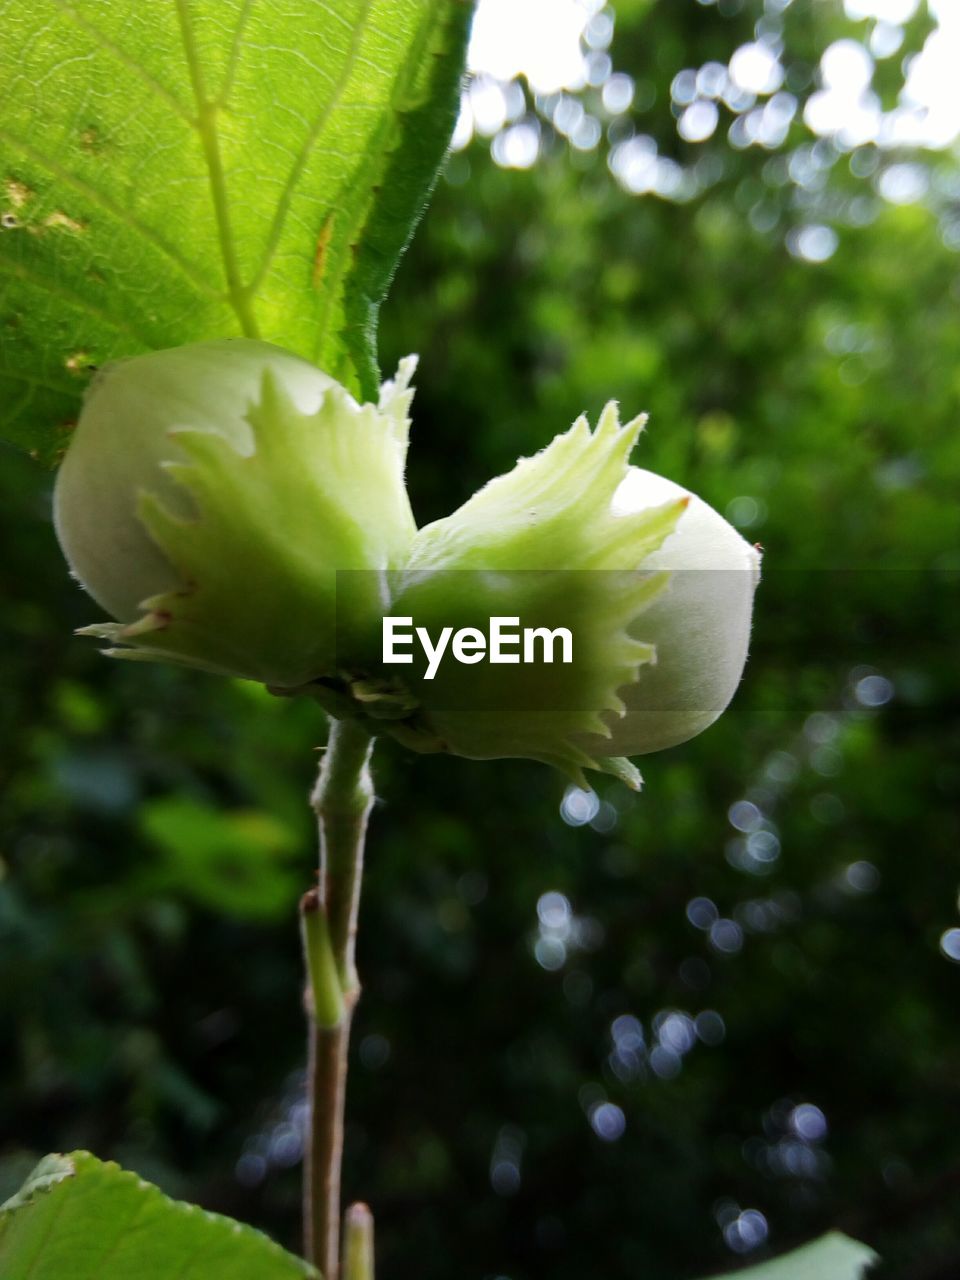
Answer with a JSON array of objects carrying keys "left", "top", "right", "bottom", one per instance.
[
  {"left": 302, "top": 718, "right": 374, "bottom": 1280},
  {"left": 300, "top": 891, "right": 346, "bottom": 1029},
  {"left": 342, "top": 1203, "right": 375, "bottom": 1280}
]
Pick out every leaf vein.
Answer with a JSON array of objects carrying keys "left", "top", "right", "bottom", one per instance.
[
  {"left": 1, "top": 369, "right": 78, "bottom": 398},
  {"left": 217, "top": 0, "right": 256, "bottom": 107},
  {"left": 244, "top": 0, "right": 376, "bottom": 299},
  {"left": 312, "top": 0, "right": 449, "bottom": 373},
  {"left": 19, "top": 1183, "right": 71, "bottom": 1280},
  {"left": 46, "top": 0, "right": 196, "bottom": 126},
  {"left": 85, "top": 1191, "right": 154, "bottom": 1274},
  {"left": 173, "top": 0, "right": 260, "bottom": 337},
  {"left": 0, "top": 257, "right": 152, "bottom": 345},
  {"left": 0, "top": 127, "right": 225, "bottom": 303}
]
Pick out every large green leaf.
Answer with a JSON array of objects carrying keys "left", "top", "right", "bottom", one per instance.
[
  {"left": 697, "top": 1232, "right": 878, "bottom": 1280},
  {"left": 0, "top": 0, "right": 469, "bottom": 461},
  {"left": 0, "top": 1151, "right": 318, "bottom": 1278}
]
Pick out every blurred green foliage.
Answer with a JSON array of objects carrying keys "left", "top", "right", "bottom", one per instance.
[{"left": 1, "top": 2, "right": 959, "bottom": 1279}]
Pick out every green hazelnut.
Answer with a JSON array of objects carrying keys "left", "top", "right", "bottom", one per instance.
[
  {"left": 367, "top": 404, "right": 761, "bottom": 786},
  {"left": 54, "top": 339, "right": 417, "bottom": 687}
]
